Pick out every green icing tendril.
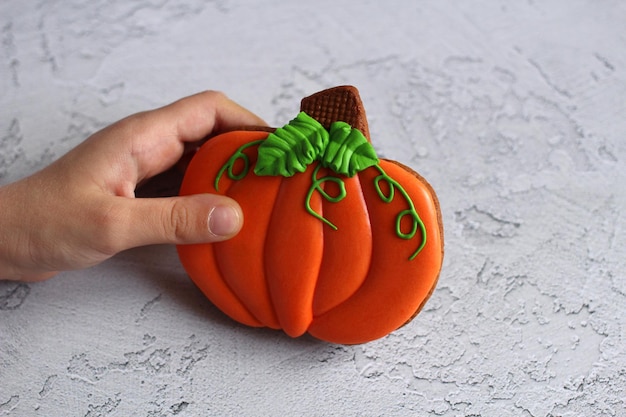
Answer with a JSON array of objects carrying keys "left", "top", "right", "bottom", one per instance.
[
  {"left": 305, "top": 164, "right": 347, "bottom": 231},
  {"left": 214, "top": 140, "right": 264, "bottom": 191},
  {"left": 212, "top": 111, "right": 427, "bottom": 260},
  {"left": 372, "top": 165, "right": 427, "bottom": 260}
]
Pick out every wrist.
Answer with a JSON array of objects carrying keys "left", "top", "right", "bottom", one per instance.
[{"left": 0, "top": 183, "right": 29, "bottom": 281}]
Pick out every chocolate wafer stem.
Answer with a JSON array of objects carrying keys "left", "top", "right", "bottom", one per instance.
[{"left": 300, "top": 86, "right": 371, "bottom": 142}]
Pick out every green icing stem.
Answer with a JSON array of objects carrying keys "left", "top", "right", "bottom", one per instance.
[{"left": 214, "top": 140, "right": 264, "bottom": 191}]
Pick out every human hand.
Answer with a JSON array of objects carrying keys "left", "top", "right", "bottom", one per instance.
[{"left": 0, "top": 91, "right": 266, "bottom": 281}]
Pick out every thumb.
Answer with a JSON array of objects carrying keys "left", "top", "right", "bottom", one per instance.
[{"left": 117, "top": 194, "right": 243, "bottom": 249}]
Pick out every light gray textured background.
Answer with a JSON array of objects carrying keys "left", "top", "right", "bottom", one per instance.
[{"left": 1, "top": 1, "right": 625, "bottom": 416}]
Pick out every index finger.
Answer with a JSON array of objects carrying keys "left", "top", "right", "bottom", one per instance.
[
  {"left": 168, "top": 90, "right": 268, "bottom": 142},
  {"left": 121, "top": 90, "right": 268, "bottom": 181}
]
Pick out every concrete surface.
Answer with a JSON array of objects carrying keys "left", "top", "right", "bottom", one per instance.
[{"left": 1, "top": 1, "right": 625, "bottom": 416}]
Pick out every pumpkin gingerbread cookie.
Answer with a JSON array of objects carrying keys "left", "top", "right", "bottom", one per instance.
[{"left": 177, "top": 86, "right": 443, "bottom": 344}]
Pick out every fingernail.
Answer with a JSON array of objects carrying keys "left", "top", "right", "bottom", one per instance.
[{"left": 208, "top": 205, "right": 241, "bottom": 237}]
